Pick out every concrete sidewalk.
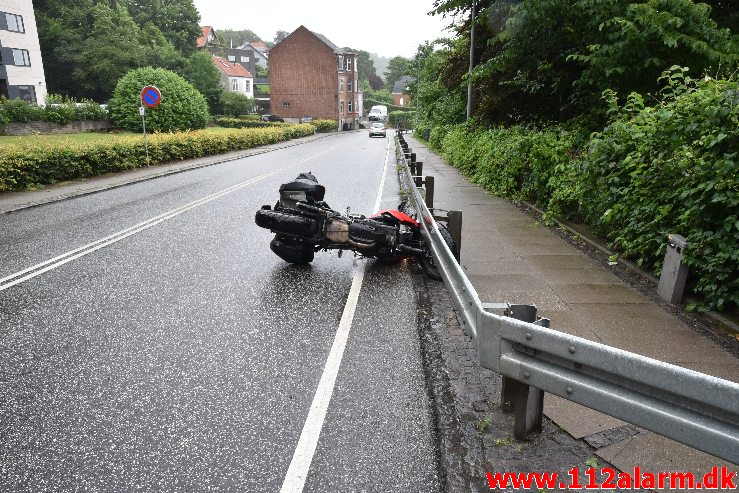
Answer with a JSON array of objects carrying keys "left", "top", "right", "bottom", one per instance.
[{"left": 404, "top": 134, "right": 738, "bottom": 474}]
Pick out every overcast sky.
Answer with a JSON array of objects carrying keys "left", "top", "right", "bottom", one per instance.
[{"left": 191, "top": 0, "right": 457, "bottom": 58}]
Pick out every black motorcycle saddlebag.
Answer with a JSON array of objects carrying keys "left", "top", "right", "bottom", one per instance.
[{"left": 279, "top": 172, "right": 326, "bottom": 209}]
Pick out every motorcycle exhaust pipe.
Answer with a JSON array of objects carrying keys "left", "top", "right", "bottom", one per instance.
[{"left": 397, "top": 244, "right": 426, "bottom": 256}]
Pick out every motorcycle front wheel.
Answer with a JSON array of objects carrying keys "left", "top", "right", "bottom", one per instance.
[{"left": 420, "top": 223, "right": 459, "bottom": 280}]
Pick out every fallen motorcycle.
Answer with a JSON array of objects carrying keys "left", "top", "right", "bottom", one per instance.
[{"left": 254, "top": 172, "right": 458, "bottom": 279}]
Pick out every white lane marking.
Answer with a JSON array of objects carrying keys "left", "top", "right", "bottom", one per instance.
[
  {"left": 0, "top": 145, "right": 340, "bottom": 292},
  {"left": 279, "top": 137, "right": 392, "bottom": 493}
]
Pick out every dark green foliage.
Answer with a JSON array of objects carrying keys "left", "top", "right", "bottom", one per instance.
[
  {"left": 384, "top": 56, "right": 413, "bottom": 91},
  {"left": 34, "top": 0, "right": 197, "bottom": 101},
  {"left": 122, "top": 0, "right": 201, "bottom": 57},
  {"left": 109, "top": 67, "right": 209, "bottom": 132},
  {"left": 431, "top": 70, "right": 738, "bottom": 310},
  {"left": 184, "top": 52, "right": 224, "bottom": 114},
  {"left": 220, "top": 92, "right": 255, "bottom": 118},
  {"left": 353, "top": 50, "right": 378, "bottom": 82},
  {"left": 571, "top": 0, "right": 737, "bottom": 100},
  {"left": 583, "top": 71, "right": 738, "bottom": 309},
  {"left": 388, "top": 110, "right": 413, "bottom": 128}
]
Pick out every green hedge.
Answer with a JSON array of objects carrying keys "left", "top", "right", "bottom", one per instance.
[
  {"left": 0, "top": 126, "right": 315, "bottom": 192},
  {"left": 432, "top": 74, "right": 738, "bottom": 310},
  {"left": 388, "top": 110, "right": 412, "bottom": 128},
  {"left": 0, "top": 96, "right": 108, "bottom": 127},
  {"left": 214, "top": 117, "right": 284, "bottom": 129},
  {"left": 310, "top": 119, "right": 337, "bottom": 133}
]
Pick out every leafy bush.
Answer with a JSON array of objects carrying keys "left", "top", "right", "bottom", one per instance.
[
  {"left": 0, "top": 98, "right": 44, "bottom": 123},
  {"left": 310, "top": 119, "right": 337, "bottom": 133},
  {"left": 583, "top": 71, "right": 739, "bottom": 309},
  {"left": 220, "top": 92, "right": 255, "bottom": 118},
  {"left": 109, "top": 67, "right": 209, "bottom": 132},
  {"left": 429, "top": 69, "right": 738, "bottom": 310},
  {"left": 0, "top": 126, "right": 315, "bottom": 192},
  {"left": 0, "top": 95, "right": 108, "bottom": 127},
  {"left": 388, "top": 110, "right": 412, "bottom": 128}
]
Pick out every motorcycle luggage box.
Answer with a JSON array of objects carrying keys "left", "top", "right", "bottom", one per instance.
[{"left": 279, "top": 172, "right": 325, "bottom": 209}]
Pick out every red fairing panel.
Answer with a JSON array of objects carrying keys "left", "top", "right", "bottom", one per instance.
[{"left": 371, "top": 209, "right": 418, "bottom": 226}]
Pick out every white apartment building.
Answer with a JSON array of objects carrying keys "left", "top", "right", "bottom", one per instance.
[{"left": 0, "top": 0, "right": 47, "bottom": 105}]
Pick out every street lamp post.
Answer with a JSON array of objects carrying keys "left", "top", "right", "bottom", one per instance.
[{"left": 466, "top": 0, "right": 477, "bottom": 120}]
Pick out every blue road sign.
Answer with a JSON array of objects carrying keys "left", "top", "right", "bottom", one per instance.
[{"left": 141, "top": 86, "right": 161, "bottom": 108}]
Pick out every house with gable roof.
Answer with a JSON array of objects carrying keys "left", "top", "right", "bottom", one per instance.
[
  {"left": 212, "top": 56, "right": 253, "bottom": 99},
  {"left": 197, "top": 26, "right": 219, "bottom": 53},
  {"left": 268, "top": 25, "right": 361, "bottom": 127},
  {"left": 392, "top": 75, "right": 415, "bottom": 108}
]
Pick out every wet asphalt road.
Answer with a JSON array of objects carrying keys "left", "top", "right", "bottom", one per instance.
[{"left": 0, "top": 132, "right": 441, "bottom": 491}]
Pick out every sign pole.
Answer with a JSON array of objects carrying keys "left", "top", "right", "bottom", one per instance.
[
  {"left": 140, "top": 106, "right": 149, "bottom": 167},
  {"left": 139, "top": 85, "right": 161, "bottom": 168}
]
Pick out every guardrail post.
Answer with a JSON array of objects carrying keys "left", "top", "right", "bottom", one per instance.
[
  {"left": 424, "top": 176, "right": 434, "bottom": 209},
  {"left": 447, "top": 210, "right": 463, "bottom": 256},
  {"left": 501, "top": 304, "right": 545, "bottom": 440}
]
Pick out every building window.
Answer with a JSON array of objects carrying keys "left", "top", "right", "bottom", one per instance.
[
  {"left": 245, "top": 80, "right": 251, "bottom": 92},
  {"left": 340, "top": 101, "right": 344, "bottom": 114},
  {"left": 348, "top": 79, "right": 353, "bottom": 93},
  {"left": 339, "top": 78, "right": 344, "bottom": 92},
  {"left": 16, "top": 85, "right": 36, "bottom": 103},
  {"left": 11, "top": 49, "right": 30, "bottom": 67},
  {"left": 348, "top": 100, "right": 353, "bottom": 113},
  {"left": 231, "top": 78, "right": 239, "bottom": 91},
  {"left": 282, "top": 101, "right": 290, "bottom": 107},
  {"left": 399, "top": 97, "right": 404, "bottom": 106},
  {"left": 241, "top": 56, "right": 249, "bottom": 62},
  {"left": 2, "top": 12, "right": 24, "bottom": 33},
  {"left": 227, "top": 55, "right": 236, "bottom": 62}
]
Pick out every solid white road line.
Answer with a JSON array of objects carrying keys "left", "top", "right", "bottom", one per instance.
[
  {"left": 279, "top": 137, "right": 392, "bottom": 492},
  {"left": 0, "top": 145, "right": 339, "bottom": 292}
]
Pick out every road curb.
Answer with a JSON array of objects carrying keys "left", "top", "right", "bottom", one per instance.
[{"left": 0, "top": 132, "right": 336, "bottom": 215}]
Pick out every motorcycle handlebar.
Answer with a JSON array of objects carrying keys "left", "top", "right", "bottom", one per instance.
[{"left": 296, "top": 202, "right": 323, "bottom": 215}]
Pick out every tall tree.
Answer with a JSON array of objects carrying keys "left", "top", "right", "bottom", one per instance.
[
  {"left": 219, "top": 29, "right": 264, "bottom": 48},
  {"left": 73, "top": 3, "right": 145, "bottom": 101},
  {"left": 274, "top": 30, "right": 290, "bottom": 44},
  {"left": 383, "top": 56, "right": 412, "bottom": 91},
  {"left": 353, "top": 50, "right": 377, "bottom": 82},
  {"left": 122, "top": 0, "right": 201, "bottom": 56},
  {"left": 184, "top": 51, "right": 223, "bottom": 114}
]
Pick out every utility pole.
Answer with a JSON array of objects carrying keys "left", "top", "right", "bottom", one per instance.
[{"left": 466, "top": 0, "right": 477, "bottom": 120}]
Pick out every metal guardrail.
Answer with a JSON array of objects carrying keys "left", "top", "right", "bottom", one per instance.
[{"left": 394, "top": 133, "right": 739, "bottom": 464}]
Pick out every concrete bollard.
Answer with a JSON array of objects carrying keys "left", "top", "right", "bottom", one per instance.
[{"left": 657, "top": 234, "right": 689, "bottom": 304}]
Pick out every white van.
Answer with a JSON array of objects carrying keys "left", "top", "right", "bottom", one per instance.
[{"left": 368, "top": 105, "right": 388, "bottom": 121}]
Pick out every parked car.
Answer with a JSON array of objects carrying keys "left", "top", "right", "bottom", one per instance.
[
  {"left": 369, "top": 122, "right": 387, "bottom": 138},
  {"left": 299, "top": 116, "right": 314, "bottom": 124},
  {"left": 261, "top": 114, "right": 284, "bottom": 122}
]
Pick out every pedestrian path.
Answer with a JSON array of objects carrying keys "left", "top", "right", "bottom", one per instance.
[{"left": 403, "top": 134, "right": 738, "bottom": 474}]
